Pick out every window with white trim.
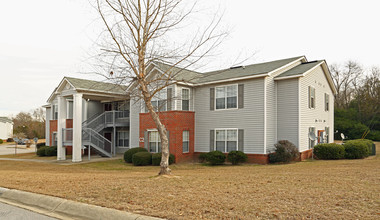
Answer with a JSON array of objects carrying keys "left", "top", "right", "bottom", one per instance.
[
  {"left": 215, "top": 129, "right": 238, "bottom": 152},
  {"left": 182, "top": 130, "right": 189, "bottom": 153},
  {"left": 309, "top": 127, "right": 316, "bottom": 149},
  {"left": 52, "top": 104, "right": 58, "bottom": 120},
  {"left": 151, "top": 89, "right": 167, "bottom": 112},
  {"left": 117, "top": 131, "right": 129, "bottom": 147},
  {"left": 325, "top": 93, "right": 329, "bottom": 111},
  {"left": 309, "top": 86, "right": 315, "bottom": 109},
  {"left": 216, "top": 85, "right": 237, "bottom": 110},
  {"left": 149, "top": 131, "right": 161, "bottom": 153},
  {"left": 182, "top": 88, "right": 190, "bottom": 111}
]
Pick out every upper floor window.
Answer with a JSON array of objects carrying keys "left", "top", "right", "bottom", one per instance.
[
  {"left": 52, "top": 104, "right": 58, "bottom": 120},
  {"left": 308, "top": 86, "right": 315, "bottom": 109},
  {"left": 325, "top": 93, "right": 329, "bottom": 111},
  {"left": 182, "top": 88, "right": 190, "bottom": 111},
  {"left": 216, "top": 85, "right": 237, "bottom": 110},
  {"left": 215, "top": 129, "right": 238, "bottom": 152},
  {"left": 151, "top": 89, "right": 167, "bottom": 112}
]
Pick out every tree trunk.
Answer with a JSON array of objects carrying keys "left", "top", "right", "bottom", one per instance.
[{"left": 141, "top": 84, "right": 171, "bottom": 175}]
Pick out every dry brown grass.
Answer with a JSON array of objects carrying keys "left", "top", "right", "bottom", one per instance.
[{"left": 0, "top": 143, "right": 379, "bottom": 219}]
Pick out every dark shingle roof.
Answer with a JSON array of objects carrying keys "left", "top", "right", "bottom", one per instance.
[
  {"left": 196, "top": 56, "right": 304, "bottom": 83},
  {"left": 275, "top": 61, "right": 323, "bottom": 78},
  {"left": 65, "top": 77, "right": 127, "bottom": 94},
  {"left": 0, "top": 117, "right": 12, "bottom": 124}
]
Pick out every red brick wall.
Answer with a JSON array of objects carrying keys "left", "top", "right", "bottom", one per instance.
[
  {"left": 139, "top": 111, "right": 195, "bottom": 163},
  {"left": 49, "top": 120, "right": 57, "bottom": 146},
  {"left": 66, "top": 119, "right": 73, "bottom": 128}
]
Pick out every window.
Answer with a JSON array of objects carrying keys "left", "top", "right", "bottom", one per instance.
[
  {"left": 151, "top": 89, "right": 167, "bottom": 112},
  {"left": 182, "top": 130, "right": 189, "bottom": 153},
  {"left": 309, "top": 86, "right": 315, "bottom": 109},
  {"left": 182, "top": 88, "right": 190, "bottom": 111},
  {"left": 215, "top": 129, "right": 238, "bottom": 152},
  {"left": 117, "top": 131, "right": 129, "bottom": 147},
  {"left": 216, "top": 85, "right": 237, "bottom": 110},
  {"left": 52, "top": 132, "right": 57, "bottom": 146},
  {"left": 52, "top": 105, "right": 58, "bottom": 120},
  {"left": 116, "top": 101, "right": 129, "bottom": 118},
  {"left": 325, "top": 127, "right": 329, "bottom": 143},
  {"left": 309, "top": 127, "right": 316, "bottom": 149},
  {"left": 149, "top": 131, "right": 161, "bottom": 153},
  {"left": 67, "top": 101, "right": 73, "bottom": 119},
  {"left": 325, "top": 93, "right": 329, "bottom": 111}
]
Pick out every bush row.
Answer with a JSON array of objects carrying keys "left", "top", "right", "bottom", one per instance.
[
  {"left": 313, "top": 139, "right": 374, "bottom": 160},
  {"left": 36, "top": 146, "right": 57, "bottom": 157},
  {"left": 124, "top": 147, "right": 175, "bottom": 166},
  {"left": 199, "top": 150, "right": 248, "bottom": 165},
  {"left": 0, "top": 139, "right": 3, "bottom": 144}
]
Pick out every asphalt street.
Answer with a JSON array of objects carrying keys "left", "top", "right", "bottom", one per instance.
[{"left": 0, "top": 201, "right": 57, "bottom": 220}]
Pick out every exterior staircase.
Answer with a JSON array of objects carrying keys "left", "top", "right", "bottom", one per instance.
[{"left": 63, "top": 110, "right": 129, "bottom": 158}]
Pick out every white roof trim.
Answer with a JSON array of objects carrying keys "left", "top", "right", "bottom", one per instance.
[
  {"left": 267, "top": 56, "right": 307, "bottom": 76},
  {"left": 274, "top": 74, "right": 304, "bottom": 81}
]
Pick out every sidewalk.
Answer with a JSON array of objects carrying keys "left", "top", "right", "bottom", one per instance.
[
  {"left": 0, "top": 187, "right": 162, "bottom": 220},
  {"left": 0, "top": 143, "right": 36, "bottom": 155}
]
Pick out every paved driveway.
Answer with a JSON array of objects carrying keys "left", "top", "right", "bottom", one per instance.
[
  {"left": 0, "top": 143, "right": 36, "bottom": 155},
  {"left": 0, "top": 201, "right": 56, "bottom": 220}
]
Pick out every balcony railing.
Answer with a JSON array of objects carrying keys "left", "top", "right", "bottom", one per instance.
[
  {"left": 62, "top": 128, "right": 73, "bottom": 146},
  {"left": 85, "top": 110, "right": 129, "bottom": 131}
]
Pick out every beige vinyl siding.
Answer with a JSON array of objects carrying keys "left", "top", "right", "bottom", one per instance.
[
  {"left": 194, "top": 78, "right": 265, "bottom": 154},
  {"left": 87, "top": 101, "right": 103, "bottom": 119},
  {"left": 299, "top": 65, "right": 334, "bottom": 152},
  {"left": 265, "top": 60, "right": 302, "bottom": 152},
  {"left": 129, "top": 98, "right": 141, "bottom": 148},
  {"left": 276, "top": 78, "right": 299, "bottom": 149}
]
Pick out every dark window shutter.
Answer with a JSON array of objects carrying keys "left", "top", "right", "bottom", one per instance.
[
  {"left": 210, "top": 88, "right": 215, "bottom": 110},
  {"left": 238, "top": 129, "right": 244, "bottom": 152},
  {"left": 167, "top": 88, "right": 172, "bottom": 111},
  {"left": 238, "top": 84, "right": 244, "bottom": 109},
  {"left": 144, "top": 131, "right": 149, "bottom": 150},
  {"left": 210, "top": 130, "right": 214, "bottom": 151},
  {"left": 308, "top": 86, "right": 311, "bottom": 108}
]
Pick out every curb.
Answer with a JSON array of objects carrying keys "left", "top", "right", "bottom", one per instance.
[{"left": 0, "top": 187, "right": 163, "bottom": 220}]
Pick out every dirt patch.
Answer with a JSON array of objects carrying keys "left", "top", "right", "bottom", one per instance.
[{"left": 0, "top": 143, "right": 379, "bottom": 219}]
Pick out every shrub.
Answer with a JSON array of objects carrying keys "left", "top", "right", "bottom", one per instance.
[
  {"left": 227, "top": 151, "right": 248, "bottom": 165},
  {"left": 313, "top": 143, "right": 345, "bottom": 160},
  {"left": 205, "top": 151, "right": 226, "bottom": 165},
  {"left": 37, "top": 146, "right": 48, "bottom": 157},
  {"left": 152, "top": 153, "right": 175, "bottom": 166},
  {"left": 269, "top": 140, "right": 299, "bottom": 163},
  {"left": 45, "top": 146, "right": 57, "bottom": 156},
  {"left": 36, "top": 142, "right": 46, "bottom": 149},
  {"left": 199, "top": 153, "right": 208, "bottom": 163},
  {"left": 124, "top": 147, "right": 148, "bottom": 163},
  {"left": 6, "top": 138, "right": 13, "bottom": 142},
  {"left": 344, "top": 140, "right": 370, "bottom": 159},
  {"left": 132, "top": 152, "right": 152, "bottom": 166},
  {"left": 0, "top": 139, "right": 3, "bottom": 144}
]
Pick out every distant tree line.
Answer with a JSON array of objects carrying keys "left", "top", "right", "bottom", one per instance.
[
  {"left": 331, "top": 61, "right": 380, "bottom": 141},
  {"left": 13, "top": 107, "right": 45, "bottom": 139}
]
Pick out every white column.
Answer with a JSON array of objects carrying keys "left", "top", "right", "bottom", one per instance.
[
  {"left": 72, "top": 93, "right": 83, "bottom": 162},
  {"left": 57, "top": 96, "right": 67, "bottom": 160}
]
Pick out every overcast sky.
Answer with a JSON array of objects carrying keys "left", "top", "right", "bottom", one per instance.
[{"left": 1, "top": 0, "right": 379, "bottom": 117}]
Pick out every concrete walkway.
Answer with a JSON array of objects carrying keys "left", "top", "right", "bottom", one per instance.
[
  {"left": 0, "top": 201, "right": 57, "bottom": 220},
  {"left": 0, "top": 187, "right": 162, "bottom": 220},
  {"left": 0, "top": 143, "right": 36, "bottom": 156}
]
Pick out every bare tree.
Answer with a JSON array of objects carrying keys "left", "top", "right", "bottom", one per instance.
[
  {"left": 330, "top": 61, "right": 363, "bottom": 109},
  {"left": 94, "top": 0, "right": 227, "bottom": 175}
]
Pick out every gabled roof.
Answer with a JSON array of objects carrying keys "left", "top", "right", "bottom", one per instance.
[
  {"left": 47, "top": 77, "right": 128, "bottom": 103},
  {"left": 64, "top": 77, "right": 127, "bottom": 94},
  {"left": 195, "top": 56, "right": 305, "bottom": 84},
  {"left": 0, "top": 117, "right": 12, "bottom": 124},
  {"left": 275, "top": 61, "right": 324, "bottom": 78},
  {"left": 152, "top": 62, "right": 203, "bottom": 82}
]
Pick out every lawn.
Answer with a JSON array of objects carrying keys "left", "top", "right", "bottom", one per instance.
[{"left": 0, "top": 143, "right": 379, "bottom": 219}]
